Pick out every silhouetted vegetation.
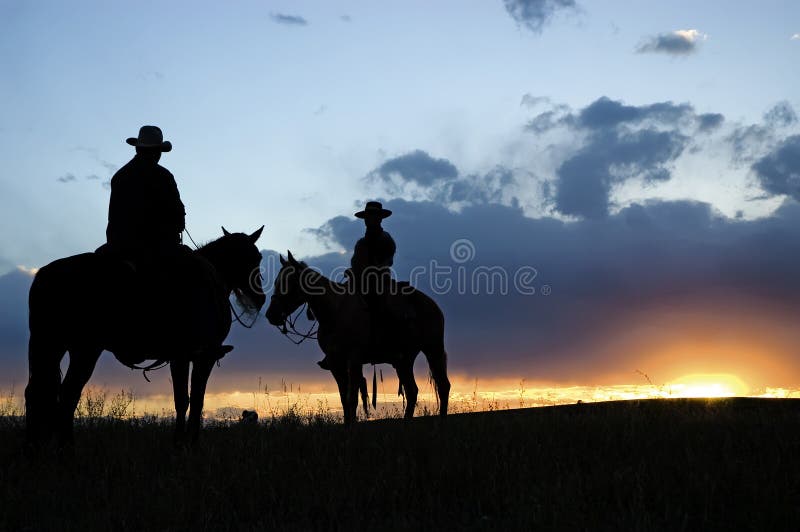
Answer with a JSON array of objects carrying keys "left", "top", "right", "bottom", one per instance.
[{"left": 1, "top": 398, "right": 798, "bottom": 530}]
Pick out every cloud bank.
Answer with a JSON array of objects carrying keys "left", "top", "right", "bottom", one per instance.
[{"left": 3, "top": 94, "right": 800, "bottom": 398}]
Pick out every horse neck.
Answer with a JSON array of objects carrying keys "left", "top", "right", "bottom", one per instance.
[{"left": 303, "top": 270, "right": 340, "bottom": 324}]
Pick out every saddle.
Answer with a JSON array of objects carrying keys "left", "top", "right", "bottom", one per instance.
[
  {"left": 362, "top": 281, "right": 418, "bottom": 363},
  {"left": 93, "top": 244, "right": 227, "bottom": 368}
]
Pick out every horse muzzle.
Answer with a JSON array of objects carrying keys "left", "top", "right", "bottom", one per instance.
[{"left": 265, "top": 304, "right": 286, "bottom": 327}]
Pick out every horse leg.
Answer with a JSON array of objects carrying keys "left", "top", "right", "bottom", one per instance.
[
  {"left": 56, "top": 347, "right": 102, "bottom": 446},
  {"left": 395, "top": 362, "right": 418, "bottom": 419},
  {"left": 25, "top": 334, "right": 65, "bottom": 448},
  {"left": 360, "top": 374, "right": 369, "bottom": 418},
  {"left": 331, "top": 365, "right": 348, "bottom": 416},
  {"left": 343, "top": 361, "right": 361, "bottom": 426},
  {"left": 187, "top": 357, "right": 216, "bottom": 444},
  {"left": 423, "top": 346, "right": 450, "bottom": 417},
  {"left": 170, "top": 359, "right": 190, "bottom": 445}
]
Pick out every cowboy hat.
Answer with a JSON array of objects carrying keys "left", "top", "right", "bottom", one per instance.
[
  {"left": 126, "top": 125, "right": 172, "bottom": 152},
  {"left": 355, "top": 201, "right": 392, "bottom": 219}
]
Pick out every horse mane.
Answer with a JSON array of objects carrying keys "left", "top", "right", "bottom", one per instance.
[
  {"left": 298, "top": 262, "right": 343, "bottom": 292},
  {"left": 196, "top": 234, "right": 262, "bottom": 312},
  {"left": 194, "top": 235, "right": 227, "bottom": 256}
]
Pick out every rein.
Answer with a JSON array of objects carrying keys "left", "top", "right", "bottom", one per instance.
[
  {"left": 230, "top": 297, "right": 259, "bottom": 328},
  {"left": 183, "top": 227, "right": 201, "bottom": 249},
  {"left": 121, "top": 359, "right": 170, "bottom": 383},
  {"left": 276, "top": 302, "right": 319, "bottom": 345}
]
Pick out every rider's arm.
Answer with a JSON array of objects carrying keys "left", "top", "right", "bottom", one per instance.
[
  {"left": 381, "top": 231, "right": 396, "bottom": 267},
  {"left": 164, "top": 170, "right": 186, "bottom": 233}
]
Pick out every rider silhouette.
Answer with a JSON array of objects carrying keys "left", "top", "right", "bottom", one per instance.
[
  {"left": 350, "top": 201, "right": 396, "bottom": 296},
  {"left": 104, "top": 125, "right": 185, "bottom": 267},
  {"left": 318, "top": 201, "right": 395, "bottom": 370}
]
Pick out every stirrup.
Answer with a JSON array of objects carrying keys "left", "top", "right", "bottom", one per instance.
[{"left": 215, "top": 344, "right": 234, "bottom": 359}]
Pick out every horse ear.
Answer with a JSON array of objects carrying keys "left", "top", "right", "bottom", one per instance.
[
  {"left": 279, "top": 255, "right": 287, "bottom": 266},
  {"left": 222, "top": 226, "right": 231, "bottom": 236},
  {"left": 249, "top": 225, "right": 264, "bottom": 243},
  {"left": 287, "top": 250, "right": 298, "bottom": 266}
]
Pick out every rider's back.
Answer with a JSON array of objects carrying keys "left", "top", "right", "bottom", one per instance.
[{"left": 106, "top": 154, "right": 185, "bottom": 261}]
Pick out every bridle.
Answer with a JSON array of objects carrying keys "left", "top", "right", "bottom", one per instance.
[
  {"left": 271, "top": 293, "right": 319, "bottom": 345},
  {"left": 230, "top": 298, "right": 259, "bottom": 329},
  {"left": 185, "top": 227, "right": 263, "bottom": 329}
]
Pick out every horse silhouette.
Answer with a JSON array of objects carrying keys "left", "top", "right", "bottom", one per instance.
[
  {"left": 265, "top": 251, "right": 450, "bottom": 424},
  {"left": 25, "top": 227, "right": 266, "bottom": 448}
]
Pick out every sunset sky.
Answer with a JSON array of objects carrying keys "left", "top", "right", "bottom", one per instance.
[{"left": 2, "top": 1, "right": 800, "bottom": 412}]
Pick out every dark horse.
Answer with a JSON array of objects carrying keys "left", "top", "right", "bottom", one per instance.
[
  {"left": 265, "top": 252, "right": 450, "bottom": 425},
  {"left": 25, "top": 227, "right": 266, "bottom": 447}
]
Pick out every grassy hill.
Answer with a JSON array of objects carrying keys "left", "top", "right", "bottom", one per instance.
[{"left": 1, "top": 398, "right": 799, "bottom": 531}]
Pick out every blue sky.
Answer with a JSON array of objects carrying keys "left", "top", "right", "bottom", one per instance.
[
  {"left": 2, "top": 1, "right": 800, "bottom": 395},
  {"left": 2, "top": 0, "right": 798, "bottom": 269}
]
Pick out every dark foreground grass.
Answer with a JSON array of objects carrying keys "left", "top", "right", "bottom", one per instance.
[{"left": 1, "top": 398, "right": 800, "bottom": 531}]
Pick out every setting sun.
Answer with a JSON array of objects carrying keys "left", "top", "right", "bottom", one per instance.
[{"left": 667, "top": 374, "right": 749, "bottom": 398}]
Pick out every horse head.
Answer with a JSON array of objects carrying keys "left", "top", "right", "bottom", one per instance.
[
  {"left": 215, "top": 226, "right": 266, "bottom": 313},
  {"left": 265, "top": 250, "right": 310, "bottom": 326}
]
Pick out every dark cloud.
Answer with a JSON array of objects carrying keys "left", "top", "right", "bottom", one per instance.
[
  {"left": 340, "top": 15, "right": 351, "bottom": 22},
  {"left": 441, "top": 166, "right": 517, "bottom": 205},
  {"left": 727, "top": 102, "right": 799, "bottom": 164},
  {"left": 270, "top": 13, "right": 308, "bottom": 26},
  {"left": 374, "top": 96, "right": 710, "bottom": 221},
  {"left": 752, "top": 135, "right": 800, "bottom": 202},
  {"left": 764, "top": 101, "right": 797, "bottom": 128},
  {"left": 503, "top": 0, "right": 577, "bottom": 34},
  {"left": 525, "top": 105, "right": 572, "bottom": 133},
  {"left": 297, "top": 197, "right": 800, "bottom": 383},
  {"left": 636, "top": 30, "right": 705, "bottom": 56},
  {"left": 6, "top": 197, "right": 800, "bottom": 391},
  {"left": 366, "top": 151, "right": 519, "bottom": 209},
  {"left": 697, "top": 113, "right": 724, "bottom": 133},
  {"left": 525, "top": 97, "right": 696, "bottom": 219},
  {"left": 369, "top": 150, "right": 459, "bottom": 188},
  {"left": 554, "top": 128, "right": 687, "bottom": 218},
  {"left": 578, "top": 97, "right": 693, "bottom": 129}
]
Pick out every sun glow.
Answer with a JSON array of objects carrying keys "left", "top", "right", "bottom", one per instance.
[{"left": 666, "top": 374, "right": 749, "bottom": 398}]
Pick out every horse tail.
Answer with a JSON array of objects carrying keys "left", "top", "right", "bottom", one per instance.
[
  {"left": 414, "top": 290, "right": 450, "bottom": 417},
  {"left": 25, "top": 266, "right": 66, "bottom": 446}
]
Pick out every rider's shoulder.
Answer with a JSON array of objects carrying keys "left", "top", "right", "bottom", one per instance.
[{"left": 154, "top": 163, "right": 174, "bottom": 177}]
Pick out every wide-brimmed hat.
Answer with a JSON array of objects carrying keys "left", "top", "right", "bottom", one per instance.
[
  {"left": 355, "top": 201, "right": 392, "bottom": 219},
  {"left": 126, "top": 125, "right": 172, "bottom": 152}
]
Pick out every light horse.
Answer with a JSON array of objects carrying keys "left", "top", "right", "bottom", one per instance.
[
  {"left": 265, "top": 252, "right": 450, "bottom": 425},
  {"left": 25, "top": 227, "right": 266, "bottom": 447}
]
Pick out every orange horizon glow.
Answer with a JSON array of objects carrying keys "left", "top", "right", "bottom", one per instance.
[{"left": 4, "top": 372, "right": 788, "bottom": 421}]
